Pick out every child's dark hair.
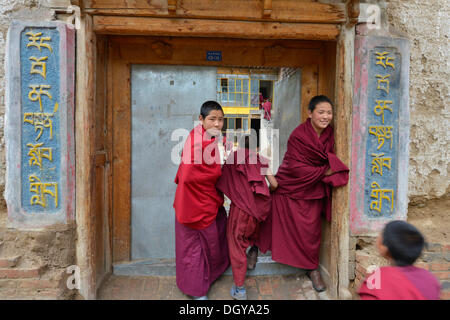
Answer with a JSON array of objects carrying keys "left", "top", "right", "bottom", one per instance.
[
  {"left": 382, "top": 220, "right": 425, "bottom": 266},
  {"left": 200, "top": 101, "right": 224, "bottom": 118},
  {"left": 308, "top": 95, "right": 334, "bottom": 112}
]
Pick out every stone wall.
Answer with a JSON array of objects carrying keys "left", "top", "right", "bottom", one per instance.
[
  {"left": 0, "top": 0, "right": 77, "bottom": 299},
  {"left": 386, "top": 0, "right": 450, "bottom": 202}
]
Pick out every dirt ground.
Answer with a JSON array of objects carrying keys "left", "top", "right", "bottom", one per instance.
[{"left": 407, "top": 197, "right": 450, "bottom": 244}]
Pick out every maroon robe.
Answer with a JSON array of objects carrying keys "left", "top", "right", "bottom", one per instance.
[
  {"left": 358, "top": 266, "right": 441, "bottom": 300},
  {"left": 175, "top": 207, "right": 229, "bottom": 297},
  {"left": 216, "top": 148, "right": 272, "bottom": 222},
  {"left": 174, "top": 124, "right": 223, "bottom": 230},
  {"left": 174, "top": 124, "right": 229, "bottom": 297},
  {"left": 257, "top": 118, "right": 349, "bottom": 270},
  {"left": 216, "top": 148, "right": 272, "bottom": 286}
]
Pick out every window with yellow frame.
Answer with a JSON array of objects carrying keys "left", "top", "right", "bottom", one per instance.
[
  {"left": 217, "top": 76, "right": 250, "bottom": 107},
  {"left": 222, "top": 114, "right": 250, "bottom": 133}
]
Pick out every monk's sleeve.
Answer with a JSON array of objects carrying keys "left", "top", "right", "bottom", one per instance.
[
  {"left": 321, "top": 152, "right": 349, "bottom": 187},
  {"left": 236, "top": 160, "right": 269, "bottom": 197},
  {"left": 283, "top": 157, "right": 329, "bottom": 182}
]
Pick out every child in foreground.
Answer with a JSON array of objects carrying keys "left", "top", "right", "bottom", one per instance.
[{"left": 358, "top": 220, "right": 441, "bottom": 300}]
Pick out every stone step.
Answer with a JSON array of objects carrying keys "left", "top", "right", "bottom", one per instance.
[{"left": 113, "top": 255, "right": 306, "bottom": 277}]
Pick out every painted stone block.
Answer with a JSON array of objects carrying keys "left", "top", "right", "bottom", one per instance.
[
  {"left": 5, "top": 21, "right": 75, "bottom": 228},
  {"left": 350, "top": 25, "right": 410, "bottom": 235}
]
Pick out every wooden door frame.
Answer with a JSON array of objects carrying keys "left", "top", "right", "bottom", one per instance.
[{"left": 76, "top": 14, "right": 354, "bottom": 300}]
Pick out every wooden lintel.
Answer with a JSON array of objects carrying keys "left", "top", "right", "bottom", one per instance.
[
  {"left": 346, "top": 0, "right": 360, "bottom": 27},
  {"left": 167, "top": 0, "right": 177, "bottom": 14},
  {"left": 93, "top": 16, "right": 340, "bottom": 41},
  {"left": 83, "top": 1, "right": 346, "bottom": 24},
  {"left": 263, "top": 0, "right": 272, "bottom": 18}
]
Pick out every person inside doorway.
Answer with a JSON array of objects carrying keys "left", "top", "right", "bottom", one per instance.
[
  {"left": 216, "top": 135, "right": 278, "bottom": 300},
  {"left": 262, "top": 98, "right": 272, "bottom": 121},
  {"left": 173, "top": 101, "right": 230, "bottom": 300},
  {"left": 358, "top": 221, "right": 441, "bottom": 300},
  {"left": 257, "top": 95, "right": 349, "bottom": 292}
]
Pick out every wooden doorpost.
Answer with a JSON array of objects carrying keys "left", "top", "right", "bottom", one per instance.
[
  {"left": 329, "top": 24, "right": 355, "bottom": 300},
  {"left": 75, "top": 13, "right": 97, "bottom": 300}
]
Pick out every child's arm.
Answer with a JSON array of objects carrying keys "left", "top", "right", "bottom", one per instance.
[
  {"left": 264, "top": 167, "right": 278, "bottom": 192},
  {"left": 267, "top": 174, "right": 278, "bottom": 192}
]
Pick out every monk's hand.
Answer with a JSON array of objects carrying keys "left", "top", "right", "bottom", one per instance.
[
  {"left": 325, "top": 168, "right": 333, "bottom": 176},
  {"left": 269, "top": 184, "right": 278, "bottom": 192}
]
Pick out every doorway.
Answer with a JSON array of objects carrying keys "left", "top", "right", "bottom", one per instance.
[
  {"left": 103, "top": 36, "right": 336, "bottom": 279},
  {"left": 124, "top": 64, "right": 301, "bottom": 271}
]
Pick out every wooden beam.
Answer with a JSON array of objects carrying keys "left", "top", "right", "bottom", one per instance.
[
  {"left": 83, "top": 0, "right": 346, "bottom": 24},
  {"left": 110, "top": 55, "right": 131, "bottom": 263},
  {"left": 262, "top": 0, "right": 272, "bottom": 18},
  {"left": 93, "top": 16, "right": 340, "bottom": 41},
  {"left": 109, "top": 36, "right": 324, "bottom": 67}
]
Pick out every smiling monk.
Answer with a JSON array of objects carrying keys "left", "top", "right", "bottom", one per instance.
[
  {"left": 173, "top": 101, "right": 230, "bottom": 300},
  {"left": 257, "top": 95, "right": 349, "bottom": 292}
]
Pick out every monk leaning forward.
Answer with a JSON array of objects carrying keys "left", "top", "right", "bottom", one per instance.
[
  {"left": 216, "top": 135, "right": 278, "bottom": 300},
  {"left": 257, "top": 95, "right": 349, "bottom": 292}
]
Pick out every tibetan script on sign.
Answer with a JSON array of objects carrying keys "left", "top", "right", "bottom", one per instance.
[
  {"left": 364, "top": 47, "right": 401, "bottom": 217},
  {"left": 21, "top": 27, "right": 61, "bottom": 213}
]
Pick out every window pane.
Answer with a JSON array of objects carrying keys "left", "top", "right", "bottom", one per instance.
[
  {"left": 229, "top": 92, "right": 235, "bottom": 103},
  {"left": 236, "top": 118, "right": 242, "bottom": 129},
  {"left": 221, "top": 78, "right": 228, "bottom": 92},
  {"left": 251, "top": 79, "right": 259, "bottom": 93},
  {"left": 236, "top": 93, "right": 243, "bottom": 105},
  {"left": 243, "top": 79, "right": 249, "bottom": 92},
  {"left": 229, "top": 78, "right": 235, "bottom": 92},
  {"left": 243, "top": 118, "right": 248, "bottom": 131},
  {"left": 221, "top": 92, "right": 228, "bottom": 102},
  {"left": 223, "top": 118, "right": 228, "bottom": 130},
  {"left": 217, "top": 78, "right": 221, "bottom": 91},
  {"left": 236, "top": 79, "right": 242, "bottom": 92},
  {"left": 228, "top": 118, "right": 235, "bottom": 129},
  {"left": 251, "top": 94, "right": 259, "bottom": 107},
  {"left": 243, "top": 93, "right": 249, "bottom": 107}
]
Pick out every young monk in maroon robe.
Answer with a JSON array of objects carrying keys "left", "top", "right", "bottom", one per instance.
[
  {"left": 173, "top": 101, "right": 230, "bottom": 300},
  {"left": 216, "top": 135, "right": 278, "bottom": 300},
  {"left": 358, "top": 221, "right": 441, "bottom": 300},
  {"left": 257, "top": 95, "right": 349, "bottom": 292}
]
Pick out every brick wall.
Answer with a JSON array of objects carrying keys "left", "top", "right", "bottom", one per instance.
[
  {"left": 0, "top": 223, "right": 77, "bottom": 299},
  {"left": 350, "top": 240, "right": 450, "bottom": 300}
]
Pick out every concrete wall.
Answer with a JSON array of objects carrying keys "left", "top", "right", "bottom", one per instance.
[{"left": 0, "top": 0, "right": 77, "bottom": 299}]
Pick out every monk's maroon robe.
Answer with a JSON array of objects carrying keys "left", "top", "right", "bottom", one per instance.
[
  {"left": 216, "top": 148, "right": 272, "bottom": 286},
  {"left": 173, "top": 124, "right": 229, "bottom": 297},
  {"left": 257, "top": 118, "right": 349, "bottom": 270},
  {"left": 216, "top": 148, "right": 271, "bottom": 222},
  {"left": 358, "top": 266, "right": 441, "bottom": 300}
]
